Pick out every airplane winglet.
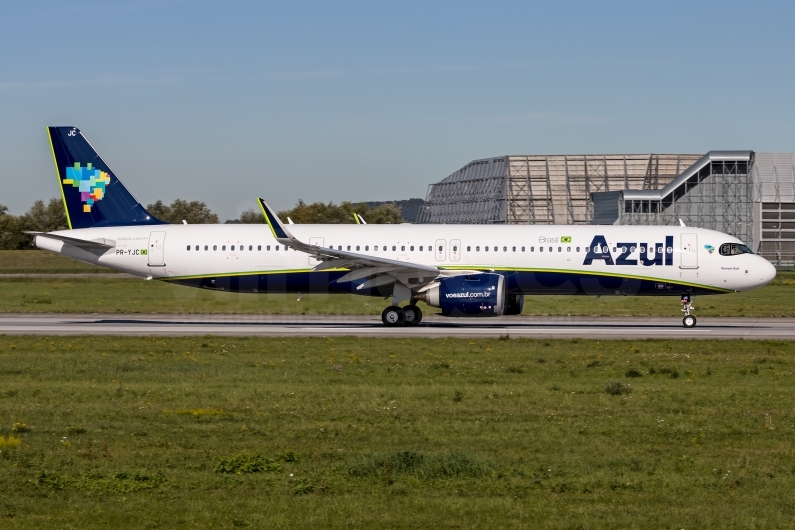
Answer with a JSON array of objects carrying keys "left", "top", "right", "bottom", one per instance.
[{"left": 257, "top": 198, "right": 293, "bottom": 240}]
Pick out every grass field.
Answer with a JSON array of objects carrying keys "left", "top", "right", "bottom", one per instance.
[
  {"left": 2, "top": 273, "right": 795, "bottom": 316},
  {"left": 1, "top": 336, "right": 794, "bottom": 528},
  {"left": 0, "top": 251, "right": 119, "bottom": 274}
]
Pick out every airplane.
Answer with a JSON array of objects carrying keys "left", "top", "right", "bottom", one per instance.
[{"left": 32, "top": 126, "right": 777, "bottom": 328}]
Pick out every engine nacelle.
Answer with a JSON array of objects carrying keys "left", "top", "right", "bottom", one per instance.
[{"left": 417, "top": 273, "right": 505, "bottom": 317}]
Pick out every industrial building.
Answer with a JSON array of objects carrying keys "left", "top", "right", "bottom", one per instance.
[{"left": 417, "top": 152, "right": 795, "bottom": 266}]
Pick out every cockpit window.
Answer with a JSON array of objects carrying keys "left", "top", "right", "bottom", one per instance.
[{"left": 720, "top": 243, "right": 753, "bottom": 256}]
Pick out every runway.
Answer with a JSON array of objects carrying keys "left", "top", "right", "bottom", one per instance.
[{"left": 1, "top": 313, "right": 795, "bottom": 339}]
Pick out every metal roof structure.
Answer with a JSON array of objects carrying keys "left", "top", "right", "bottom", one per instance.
[{"left": 417, "top": 154, "right": 702, "bottom": 225}]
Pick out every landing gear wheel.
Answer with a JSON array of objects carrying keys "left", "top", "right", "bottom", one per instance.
[
  {"left": 682, "top": 315, "right": 697, "bottom": 328},
  {"left": 382, "top": 306, "right": 406, "bottom": 327},
  {"left": 403, "top": 305, "right": 423, "bottom": 326}
]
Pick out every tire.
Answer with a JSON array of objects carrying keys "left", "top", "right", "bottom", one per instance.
[
  {"left": 403, "top": 305, "right": 423, "bottom": 326},
  {"left": 382, "top": 306, "right": 406, "bottom": 327},
  {"left": 682, "top": 315, "right": 697, "bottom": 328}
]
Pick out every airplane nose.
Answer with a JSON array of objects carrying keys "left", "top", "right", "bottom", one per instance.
[{"left": 758, "top": 257, "right": 777, "bottom": 285}]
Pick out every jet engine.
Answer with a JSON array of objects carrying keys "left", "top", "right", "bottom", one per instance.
[{"left": 416, "top": 273, "right": 505, "bottom": 317}]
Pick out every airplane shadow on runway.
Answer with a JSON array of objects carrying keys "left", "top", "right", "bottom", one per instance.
[{"left": 90, "top": 318, "right": 753, "bottom": 330}]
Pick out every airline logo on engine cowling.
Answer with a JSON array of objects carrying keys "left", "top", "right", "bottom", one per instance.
[{"left": 583, "top": 235, "right": 674, "bottom": 266}]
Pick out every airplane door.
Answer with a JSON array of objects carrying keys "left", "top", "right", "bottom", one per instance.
[
  {"left": 148, "top": 231, "right": 166, "bottom": 266},
  {"left": 450, "top": 239, "right": 461, "bottom": 261},
  {"left": 308, "top": 237, "right": 324, "bottom": 265},
  {"left": 680, "top": 233, "right": 698, "bottom": 268},
  {"left": 435, "top": 239, "right": 447, "bottom": 261}
]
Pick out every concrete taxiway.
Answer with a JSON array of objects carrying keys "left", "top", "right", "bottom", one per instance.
[{"left": 1, "top": 313, "right": 794, "bottom": 339}]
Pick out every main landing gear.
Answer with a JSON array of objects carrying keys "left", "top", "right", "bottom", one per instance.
[
  {"left": 381, "top": 304, "right": 423, "bottom": 327},
  {"left": 681, "top": 294, "right": 696, "bottom": 328}
]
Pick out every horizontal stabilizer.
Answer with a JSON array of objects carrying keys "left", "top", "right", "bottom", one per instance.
[{"left": 28, "top": 231, "right": 115, "bottom": 250}]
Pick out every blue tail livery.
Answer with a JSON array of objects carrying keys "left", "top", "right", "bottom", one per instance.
[{"left": 47, "top": 127, "right": 165, "bottom": 229}]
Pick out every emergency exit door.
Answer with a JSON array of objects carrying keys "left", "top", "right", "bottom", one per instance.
[{"left": 435, "top": 239, "right": 446, "bottom": 261}]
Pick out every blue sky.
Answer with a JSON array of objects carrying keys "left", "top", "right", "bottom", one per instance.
[{"left": 2, "top": 0, "right": 794, "bottom": 219}]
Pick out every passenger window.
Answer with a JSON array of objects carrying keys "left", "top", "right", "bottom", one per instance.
[
  {"left": 467, "top": 246, "right": 471, "bottom": 252},
  {"left": 637, "top": 246, "right": 643, "bottom": 253},
  {"left": 275, "top": 245, "right": 279, "bottom": 251},
  {"left": 231, "top": 245, "right": 235, "bottom": 251},
  {"left": 576, "top": 247, "right": 580, "bottom": 252},
  {"left": 476, "top": 246, "right": 480, "bottom": 251},
  {"left": 186, "top": 245, "right": 190, "bottom": 251},
  {"left": 338, "top": 246, "right": 342, "bottom": 250},
  {"left": 558, "top": 247, "right": 561, "bottom": 252},
  {"left": 503, "top": 246, "right": 507, "bottom": 252},
  {"left": 438, "top": 245, "right": 442, "bottom": 251},
  {"left": 249, "top": 245, "right": 252, "bottom": 251},
  {"left": 257, "top": 245, "right": 261, "bottom": 251},
  {"left": 204, "top": 245, "right": 208, "bottom": 251},
  {"left": 540, "top": 247, "right": 544, "bottom": 252},
  {"left": 392, "top": 246, "right": 396, "bottom": 251},
  {"left": 585, "top": 246, "right": 589, "bottom": 252},
  {"left": 612, "top": 247, "right": 616, "bottom": 253},
  {"left": 419, "top": 246, "right": 424, "bottom": 251},
  {"left": 567, "top": 247, "right": 571, "bottom": 252},
  {"left": 452, "top": 245, "right": 457, "bottom": 251},
  {"left": 347, "top": 246, "right": 351, "bottom": 251},
  {"left": 522, "top": 246, "right": 525, "bottom": 252},
  {"left": 222, "top": 245, "right": 226, "bottom": 251},
  {"left": 485, "top": 246, "right": 489, "bottom": 252},
  {"left": 401, "top": 246, "right": 405, "bottom": 251},
  {"left": 411, "top": 246, "right": 415, "bottom": 251},
  {"left": 512, "top": 246, "right": 516, "bottom": 252},
  {"left": 549, "top": 247, "right": 552, "bottom": 252},
  {"left": 213, "top": 245, "right": 217, "bottom": 251},
  {"left": 365, "top": 245, "right": 369, "bottom": 251},
  {"left": 356, "top": 245, "right": 360, "bottom": 251}
]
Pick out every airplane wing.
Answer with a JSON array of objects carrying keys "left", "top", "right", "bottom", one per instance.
[
  {"left": 27, "top": 232, "right": 116, "bottom": 251},
  {"left": 257, "top": 198, "right": 440, "bottom": 290}
]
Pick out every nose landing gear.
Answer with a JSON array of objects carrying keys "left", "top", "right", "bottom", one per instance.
[{"left": 681, "top": 294, "right": 696, "bottom": 328}]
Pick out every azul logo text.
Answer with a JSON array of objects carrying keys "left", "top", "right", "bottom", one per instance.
[{"left": 583, "top": 235, "right": 674, "bottom": 266}]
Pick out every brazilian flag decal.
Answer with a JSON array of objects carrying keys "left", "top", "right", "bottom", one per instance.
[
  {"left": 560, "top": 236, "right": 572, "bottom": 243},
  {"left": 141, "top": 249, "right": 148, "bottom": 255}
]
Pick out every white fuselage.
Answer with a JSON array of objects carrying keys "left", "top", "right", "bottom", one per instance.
[{"left": 36, "top": 223, "right": 776, "bottom": 295}]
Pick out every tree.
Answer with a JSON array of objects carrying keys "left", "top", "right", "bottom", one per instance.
[
  {"left": 0, "top": 210, "right": 25, "bottom": 250},
  {"left": 239, "top": 209, "right": 265, "bottom": 224},
  {"left": 269, "top": 200, "right": 404, "bottom": 225},
  {"left": 18, "top": 198, "right": 68, "bottom": 233},
  {"left": 146, "top": 199, "right": 219, "bottom": 224},
  {"left": 0, "top": 198, "right": 67, "bottom": 250}
]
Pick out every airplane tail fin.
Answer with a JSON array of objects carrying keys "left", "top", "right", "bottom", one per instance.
[{"left": 47, "top": 127, "right": 165, "bottom": 229}]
